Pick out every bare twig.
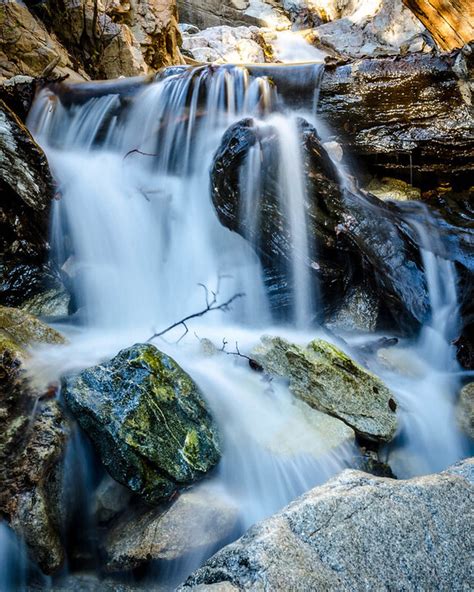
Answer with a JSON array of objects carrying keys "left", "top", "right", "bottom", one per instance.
[
  {"left": 147, "top": 288, "right": 244, "bottom": 344},
  {"left": 123, "top": 148, "right": 159, "bottom": 161}
]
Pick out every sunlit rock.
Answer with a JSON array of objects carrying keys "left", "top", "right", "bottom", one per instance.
[
  {"left": 103, "top": 485, "right": 239, "bottom": 571},
  {"left": 365, "top": 177, "right": 421, "bottom": 201},
  {"left": 180, "top": 459, "right": 473, "bottom": 590},
  {"left": 62, "top": 344, "right": 222, "bottom": 503},
  {"left": 253, "top": 335, "right": 397, "bottom": 441}
]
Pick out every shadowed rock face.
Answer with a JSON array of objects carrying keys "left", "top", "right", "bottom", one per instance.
[
  {"left": 0, "top": 100, "right": 61, "bottom": 307},
  {"left": 62, "top": 344, "right": 221, "bottom": 504},
  {"left": 318, "top": 50, "right": 474, "bottom": 186},
  {"left": 179, "top": 459, "right": 474, "bottom": 591},
  {"left": 211, "top": 116, "right": 430, "bottom": 332}
]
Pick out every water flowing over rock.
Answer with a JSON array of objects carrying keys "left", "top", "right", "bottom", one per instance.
[
  {"left": 103, "top": 486, "right": 239, "bottom": 571},
  {"left": 211, "top": 116, "right": 431, "bottom": 330},
  {"left": 253, "top": 336, "right": 397, "bottom": 442},
  {"left": 62, "top": 344, "right": 222, "bottom": 503},
  {"left": 180, "top": 459, "right": 474, "bottom": 591},
  {"left": 0, "top": 306, "right": 68, "bottom": 574}
]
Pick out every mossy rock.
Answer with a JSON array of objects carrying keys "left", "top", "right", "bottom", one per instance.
[
  {"left": 62, "top": 344, "right": 222, "bottom": 503},
  {"left": 253, "top": 336, "right": 397, "bottom": 442}
]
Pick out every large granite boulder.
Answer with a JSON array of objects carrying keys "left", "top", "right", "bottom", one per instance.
[
  {"left": 0, "top": 306, "right": 69, "bottom": 574},
  {"left": 103, "top": 485, "right": 239, "bottom": 571},
  {"left": 253, "top": 336, "right": 397, "bottom": 442},
  {"left": 62, "top": 344, "right": 221, "bottom": 503},
  {"left": 180, "top": 459, "right": 474, "bottom": 591},
  {"left": 457, "top": 383, "right": 474, "bottom": 441}
]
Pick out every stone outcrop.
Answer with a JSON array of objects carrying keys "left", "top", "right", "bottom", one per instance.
[
  {"left": 457, "top": 383, "right": 474, "bottom": 441},
  {"left": 103, "top": 486, "right": 239, "bottom": 571},
  {"left": 62, "top": 343, "right": 221, "bottom": 503},
  {"left": 0, "top": 306, "right": 68, "bottom": 574},
  {"left": 403, "top": 0, "right": 474, "bottom": 51},
  {"left": 253, "top": 336, "right": 397, "bottom": 441},
  {"left": 180, "top": 459, "right": 474, "bottom": 591},
  {"left": 0, "top": 99, "right": 62, "bottom": 307}
]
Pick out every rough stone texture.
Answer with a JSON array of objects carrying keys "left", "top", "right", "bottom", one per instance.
[
  {"left": 252, "top": 336, "right": 397, "bottom": 441},
  {"left": 178, "top": 0, "right": 291, "bottom": 30},
  {"left": 457, "top": 383, "right": 474, "bottom": 441},
  {"left": 403, "top": 0, "right": 474, "bottom": 51},
  {"left": 0, "top": 75, "right": 37, "bottom": 122},
  {"left": 181, "top": 459, "right": 474, "bottom": 591},
  {"left": 103, "top": 486, "right": 239, "bottom": 571},
  {"left": 364, "top": 176, "right": 421, "bottom": 201},
  {"left": 34, "top": 0, "right": 182, "bottom": 79},
  {"left": 93, "top": 475, "right": 132, "bottom": 525},
  {"left": 62, "top": 344, "right": 221, "bottom": 503},
  {"left": 0, "top": 306, "right": 68, "bottom": 574},
  {"left": 318, "top": 50, "right": 474, "bottom": 185},
  {"left": 181, "top": 26, "right": 269, "bottom": 63},
  {"left": 0, "top": 0, "right": 80, "bottom": 81},
  {"left": 309, "top": 0, "right": 426, "bottom": 58},
  {"left": 0, "top": 99, "right": 62, "bottom": 308}
]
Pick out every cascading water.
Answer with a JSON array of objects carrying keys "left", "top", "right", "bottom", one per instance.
[{"left": 18, "top": 62, "right": 470, "bottom": 587}]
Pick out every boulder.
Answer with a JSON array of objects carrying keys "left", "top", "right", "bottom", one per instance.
[
  {"left": 318, "top": 50, "right": 474, "bottom": 185},
  {"left": 103, "top": 486, "right": 239, "bottom": 571},
  {"left": 181, "top": 26, "right": 269, "bottom": 63},
  {"left": 252, "top": 336, "right": 397, "bottom": 442},
  {"left": 62, "top": 343, "right": 221, "bottom": 503},
  {"left": 180, "top": 459, "right": 474, "bottom": 591},
  {"left": 211, "top": 116, "right": 431, "bottom": 331},
  {"left": 457, "top": 383, "right": 474, "bottom": 441},
  {"left": 0, "top": 306, "right": 68, "bottom": 574},
  {"left": 0, "top": 99, "right": 62, "bottom": 307},
  {"left": 0, "top": 1, "right": 79, "bottom": 81},
  {"left": 364, "top": 176, "right": 421, "bottom": 202},
  {"left": 93, "top": 475, "right": 132, "bottom": 525},
  {"left": 33, "top": 0, "right": 182, "bottom": 79}
]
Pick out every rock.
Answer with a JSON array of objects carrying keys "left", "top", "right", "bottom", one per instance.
[
  {"left": 0, "top": 306, "right": 68, "bottom": 574},
  {"left": 403, "top": 0, "right": 474, "bottom": 51},
  {"left": 326, "top": 284, "right": 379, "bottom": 332},
  {"left": 34, "top": 0, "right": 182, "bottom": 79},
  {"left": 318, "top": 51, "right": 474, "bottom": 185},
  {"left": 310, "top": 0, "right": 426, "bottom": 58},
  {"left": 0, "top": 75, "right": 36, "bottom": 122},
  {"left": 93, "top": 475, "right": 132, "bottom": 525},
  {"left": 364, "top": 176, "right": 421, "bottom": 201},
  {"left": 62, "top": 343, "right": 221, "bottom": 503},
  {"left": 181, "top": 26, "right": 267, "bottom": 63},
  {"left": 180, "top": 459, "right": 474, "bottom": 591},
  {"left": 177, "top": 0, "right": 291, "bottom": 30},
  {"left": 457, "top": 383, "right": 474, "bottom": 441},
  {"left": 252, "top": 336, "right": 397, "bottom": 441},
  {"left": 0, "top": 1, "right": 80, "bottom": 81},
  {"left": 21, "top": 286, "right": 71, "bottom": 319},
  {"left": 103, "top": 485, "right": 239, "bottom": 571},
  {"left": 0, "top": 99, "right": 63, "bottom": 307},
  {"left": 211, "top": 116, "right": 431, "bottom": 331}
]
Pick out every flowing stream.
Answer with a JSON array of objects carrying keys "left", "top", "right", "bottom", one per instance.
[{"left": 4, "top": 63, "right": 468, "bottom": 588}]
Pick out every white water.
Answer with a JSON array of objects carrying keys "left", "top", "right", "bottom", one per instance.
[{"left": 18, "top": 64, "right": 470, "bottom": 585}]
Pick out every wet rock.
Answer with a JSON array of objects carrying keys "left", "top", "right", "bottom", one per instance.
[
  {"left": 62, "top": 344, "right": 221, "bottom": 504},
  {"left": 211, "top": 116, "right": 430, "bottom": 330},
  {"left": 0, "top": 75, "right": 36, "bottom": 122},
  {"left": 318, "top": 51, "right": 474, "bottom": 185},
  {"left": 180, "top": 459, "right": 474, "bottom": 591},
  {"left": 0, "top": 99, "right": 62, "bottom": 307},
  {"left": 352, "top": 448, "right": 396, "bottom": 478},
  {"left": 0, "top": 306, "right": 68, "bottom": 574},
  {"left": 457, "top": 383, "right": 474, "bottom": 441},
  {"left": 93, "top": 475, "right": 132, "bottom": 525},
  {"left": 326, "top": 284, "right": 379, "bottom": 332},
  {"left": 103, "top": 485, "right": 239, "bottom": 571},
  {"left": 364, "top": 176, "right": 421, "bottom": 201},
  {"left": 253, "top": 336, "right": 397, "bottom": 442},
  {"left": 21, "top": 286, "right": 71, "bottom": 319}
]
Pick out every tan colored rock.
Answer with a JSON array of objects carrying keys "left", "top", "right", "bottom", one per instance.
[
  {"left": 365, "top": 176, "right": 421, "bottom": 201},
  {"left": 0, "top": 0, "right": 80, "bottom": 81},
  {"left": 403, "top": 0, "right": 474, "bottom": 51}
]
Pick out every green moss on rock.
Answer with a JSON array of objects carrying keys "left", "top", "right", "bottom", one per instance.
[
  {"left": 253, "top": 335, "right": 397, "bottom": 442},
  {"left": 62, "top": 344, "right": 221, "bottom": 503}
]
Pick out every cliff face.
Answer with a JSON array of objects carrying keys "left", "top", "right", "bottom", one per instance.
[{"left": 0, "top": 0, "right": 183, "bottom": 82}]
